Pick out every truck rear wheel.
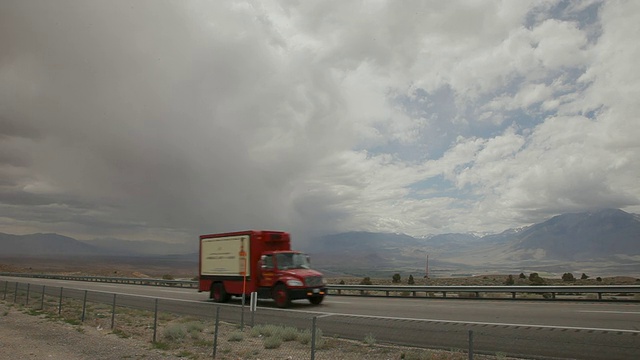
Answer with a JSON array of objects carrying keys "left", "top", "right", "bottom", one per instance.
[
  {"left": 211, "top": 282, "right": 230, "bottom": 303},
  {"left": 273, "top": 284, "right": 291, "bottom": 308},
  {"left": 308, "top": 296, "right": 324, "bottom": 305}
]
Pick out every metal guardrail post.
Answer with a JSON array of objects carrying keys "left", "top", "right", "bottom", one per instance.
[
  {"left": 3, "top": 281, "right": 7, "bottom": 300},
  {"left": 26, "top": 283, "right": 30, "bottom": 305},
  {"left": 468, "top": 330, "right": 474, "bottom": 360},
  {"left": 14, "top": 282, "right": 18, "bottom": 303}
]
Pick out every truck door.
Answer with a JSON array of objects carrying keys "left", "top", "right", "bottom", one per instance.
[{"left": 259, "top": 254, "right": 276, "bottom": 288}]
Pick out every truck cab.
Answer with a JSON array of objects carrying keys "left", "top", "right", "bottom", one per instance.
[{"left": 257, "top": 251, "right": 325, "bottom": 307}]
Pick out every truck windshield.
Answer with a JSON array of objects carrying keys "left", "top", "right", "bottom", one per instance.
[{"left": 275, "top": 253, "right": 310, "bottom": 270}]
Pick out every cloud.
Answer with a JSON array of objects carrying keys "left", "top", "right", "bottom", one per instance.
[{"left": 0, "top": 1, "right": 638, "bottom": 243}]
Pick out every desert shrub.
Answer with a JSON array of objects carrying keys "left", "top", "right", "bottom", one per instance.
[
  {"left": 163, "top": 324, "right": 186, "bottom": 342},
  {"left": 298, "top": 327, "right": 324, "bottom": 348},
  {"left": 519, "top": 273, "right": 526, "bottom": 279},
  {"left": 562, "top": 273, "right": 575, "bottom": 282},
  {"left": 596, "top": 277, "right": 602, "bottom": 282},
  {"left": 279, "top": 326, "right": 299, "bottom": 341},
  {"left": 504, "top": 275, "right": 515, "bottom": 285},
  {"left": 250, "top": 324, "right": 279, "bottom": 337},
  {"left": 339, "top": 279, "right": 345, "bottom": 285},
  {"left": 184, "top": 321, "right": 205, "bottom": 333},
  {"left": 392, "top": 273, "right": 401, "bottom": 283},
  {"left": 408, "top": 274, "right": 415, "bottom": 285},
  {"left": 363, "top": 333, "right": 376, "bottom": 346},
  {"left": 529, "top": 273, "right": 544, "bottom": 285},
  {"left": 360, "top": 277, "right": 373, "bottom": 285},
  {"left": 161, "top": 274, "right": 174, "bottom": 280},
  {"left": 153, "top": 341, "right": 171, "bottom": 350},
  {"left": 228, "top": 331, "right": 244, "bottom": 342},
  {"left": 263, "top": 335, "right": 282, "bottom": 349},
  {"left": 581, "top": 273, "right": 589, "bottom": 280},
  {"left": 112, "top": 328, "right": 130, "bottom": 339}
]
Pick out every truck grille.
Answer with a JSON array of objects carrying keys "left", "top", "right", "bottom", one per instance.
[{"left": 305, "top": 276, "right": 324, "bottom": 287}]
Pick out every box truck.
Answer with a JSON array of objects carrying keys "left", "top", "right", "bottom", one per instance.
[{"left": 198, "top": 230, "right": 326, "bottom": 308}]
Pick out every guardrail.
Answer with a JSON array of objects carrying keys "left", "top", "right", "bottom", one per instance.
[
  {"left": 0, "top": 272, "right": 197, "bottom": 288},
  {"left": 327, "top": 284, "right": 640, "bottom": 300},
  {"left": 1, "top": 272, "right": 639, "bottom": 301}
]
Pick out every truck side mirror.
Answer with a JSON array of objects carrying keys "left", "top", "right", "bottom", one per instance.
[{"left": 306, "top": 255, "right": 311, "bottom": 264}]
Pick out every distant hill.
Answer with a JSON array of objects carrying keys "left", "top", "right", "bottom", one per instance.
[
  {"left": 2, "top": 209, "right": 639, "bottom": 276},
  {"left": 0, "top": 233, "right": 103, "bottom": 256},
  {"left": 508, "top": 209, "right": 640, "bottom": 261},
  {"left": 304, "top": 209, "right": 640, "bottom": 277},
  {"left": 0, "top": 233, "right": 196, "bottom": 257},
  {"left": 83, "top": 238, "right": 196, "bottom": 256}
]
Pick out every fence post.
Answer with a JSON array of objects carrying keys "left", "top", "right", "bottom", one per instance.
[
  {"left": 81, "top": 290, "right": 88, "bottom": 322},
  {"left": 468, "top": 330, "right": 474, "bottom": 360},
  {"left": 40, "top": 285, "right": 45, "bottom": 310},
  {"left": 213, "top": 306, "right": 220, "bottom": 359},
  {"left": 111, "top": 293, "right": 117, "bottom": 329},
  {"left": 26, "top": 283, "right": 30, "bottom": 305},
  {"left": 58, "top": 287, "right": 63, "bottom": 315},
  {"left": 311, "top": 316, "right": 317, "bottom": 360},
  {"left": 3, "top": 281, "right": 7, "bottom": 300},
  {"left": 153, "top": 298, "right": 159, "bottom": 343},
  {"left": 14, "top": 282, "right": 18, "bottom": 303}
]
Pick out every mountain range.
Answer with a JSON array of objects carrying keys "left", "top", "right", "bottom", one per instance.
[
  {"left": 305, "top": 209, "right": 640, "bottom": 276},
  {"left": 1, "top": 209, "right": 639, "bottom": 277}
]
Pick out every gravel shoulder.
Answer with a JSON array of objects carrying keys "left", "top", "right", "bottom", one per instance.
[{"left": 0, "top": 303, "right": 183, "bottom": 360}]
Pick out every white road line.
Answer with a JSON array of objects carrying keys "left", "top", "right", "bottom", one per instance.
[
  {"left": 578, "top": 310, "right": 640, "bottom": 315},
  {"left": 291, "top": 312, "right": 640, "bottom": 334}
]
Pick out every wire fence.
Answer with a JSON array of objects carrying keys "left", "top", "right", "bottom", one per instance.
[{"left": 2, "top": 280, "right": 639, "bottom": 360}]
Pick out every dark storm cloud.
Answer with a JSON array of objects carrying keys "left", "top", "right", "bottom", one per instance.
[{"left": 1, "top": 1, "right": 638, "bottom": 241}]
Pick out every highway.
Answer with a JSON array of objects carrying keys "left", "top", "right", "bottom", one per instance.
[{"left": 2, "top": 275, "right": 639, "bottom": 359}]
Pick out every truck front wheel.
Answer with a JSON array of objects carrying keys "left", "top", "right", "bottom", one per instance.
[
  {"left": 273, "top": 284, "right": 291, "bottom": 308},
  {"left": 211, "top": 282, "right": 230, "bottom": 303},
  {"left": 308, "top": 296, "right": 324, "bottom": 305}
]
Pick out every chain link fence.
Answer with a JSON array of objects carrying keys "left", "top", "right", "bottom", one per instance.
[{"left": 2, "top": 280, "right": 639, "bottom": 360}]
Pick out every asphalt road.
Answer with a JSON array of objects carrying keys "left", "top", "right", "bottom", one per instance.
[{"left": 2, "top": 276, "right": 639, "bottom": 359}]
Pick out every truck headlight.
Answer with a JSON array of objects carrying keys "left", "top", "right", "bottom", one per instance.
[{"left": 286, "top": 279, "right": 304, "bottom": 287}]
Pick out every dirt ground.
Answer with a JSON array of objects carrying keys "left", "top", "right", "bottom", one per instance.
[{"left": 0, "top": 303, "right": 184, "bottom": 360}]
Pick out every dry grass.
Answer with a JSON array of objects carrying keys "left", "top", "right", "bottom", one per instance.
[{"left": 2, "top": 287, "right": 525, "bottom": 360}]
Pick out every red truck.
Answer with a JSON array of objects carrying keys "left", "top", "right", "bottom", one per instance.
[{"left": 198, "top": 230, "right": 326, "bottom": 308}]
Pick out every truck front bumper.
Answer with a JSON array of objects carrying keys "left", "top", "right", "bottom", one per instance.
[{"left": 289, "top": 287, "right": 327, "bottom": 300}]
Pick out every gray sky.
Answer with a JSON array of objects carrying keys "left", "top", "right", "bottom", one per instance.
[{"left": 1, "top": 0, "right": 638, "bottom": 244}]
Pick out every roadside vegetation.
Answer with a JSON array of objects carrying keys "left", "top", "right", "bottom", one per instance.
[
  {"left": 329, "top": 273, "right": 639, "bottom": 287},
  {"left": 1, "top": 283, "right": 528, "bottom": 360},
  {"left": 327, "top": 273, "right": 640, "bottom": 300}
]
